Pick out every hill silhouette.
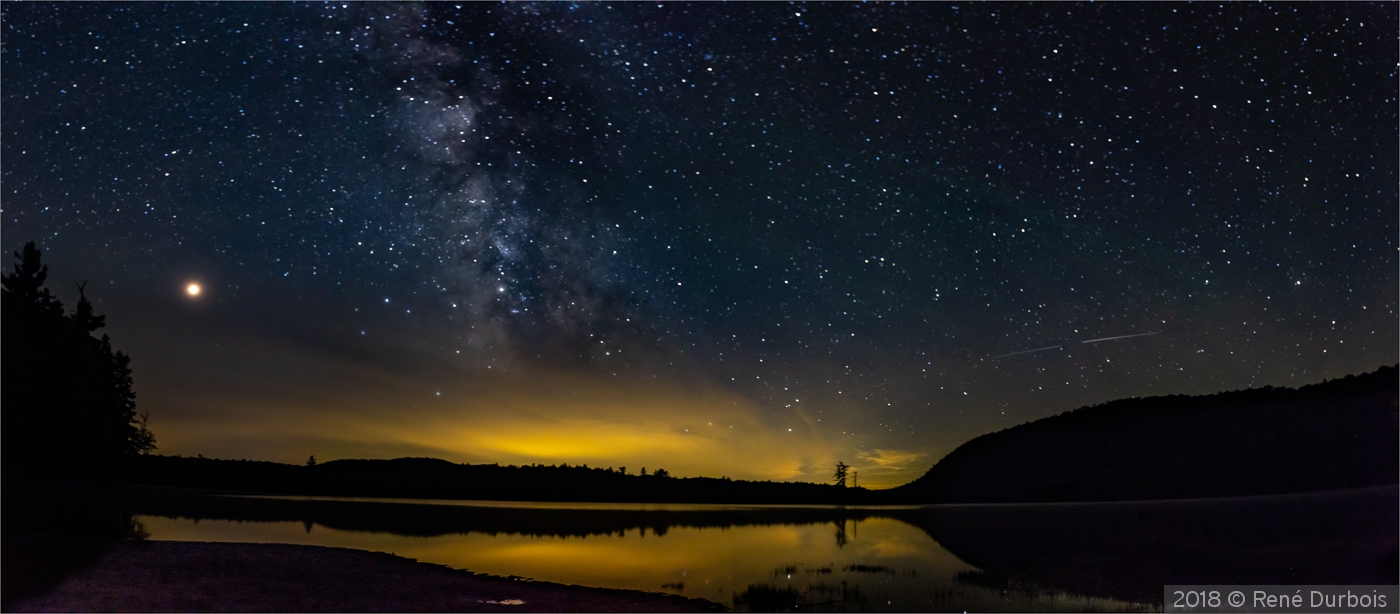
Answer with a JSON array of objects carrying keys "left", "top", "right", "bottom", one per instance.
[
  {"left": 889, "top": 365, "right": 1399, "bottom": 503},
  {"left": 133, "top": 456, "right": 878, "bottom": 505},
  {"left": 132, "top": 367, "right": 1397, "bottom": 504}
]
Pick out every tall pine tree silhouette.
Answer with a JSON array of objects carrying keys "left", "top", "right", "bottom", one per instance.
[{"left": 2, "top": 242, "right": 153, "bottom": 483}]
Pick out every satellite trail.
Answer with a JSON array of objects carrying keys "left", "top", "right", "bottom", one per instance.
[
  {"left": 1081, "top": 332, "right": 1159, "bottom": 344},
  {"left": 991, "top": 345, "right": 1063, "bottom": 359},
  {"left": 993, "top": 332, "right": 1159, "bottom": 359},
  {"left": 844, "top": 380, "right": 898, "bottom": 394}
]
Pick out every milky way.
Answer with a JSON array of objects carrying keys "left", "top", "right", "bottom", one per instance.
[{"left": 3, "top": 3, "right": 1395, "bottom": 485}]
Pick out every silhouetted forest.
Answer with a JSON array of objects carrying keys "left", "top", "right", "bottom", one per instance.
[
  {"left": 891, "top": 365, "right": 1399, "bottom": 503},
  {"left": 130, "top": 366, "right": 1398, "bottom": 505},
  {"left": 1, "top": 243, "right": 156, "bottom": 484},
  {"left": 8, "top": 239, "right": 1391, "bottom": 507},
  {"left": 132, "top": 456, "right": 878, "bottom": 505},
  {"left": 119, "top": 483, "right": 888, "bottom": 538}
]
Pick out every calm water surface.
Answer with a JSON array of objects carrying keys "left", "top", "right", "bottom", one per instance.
[
  {"left": 130, "top": 487, "right": 1395, "bottom": 612},
  {"left": 137, "top": 498, "right": 1149, "bottom": 612}
]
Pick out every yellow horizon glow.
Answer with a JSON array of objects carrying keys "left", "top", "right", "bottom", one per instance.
[{"left": 142, "top": 365, "right": 934, "bottom": 488}]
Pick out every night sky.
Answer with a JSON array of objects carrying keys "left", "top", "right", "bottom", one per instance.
[{"left": 4, "top": 2, "right": 1395, "bottom": 488}]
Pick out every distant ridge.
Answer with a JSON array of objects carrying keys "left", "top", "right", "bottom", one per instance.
[
  {"left": 133, "top": 455, "right": 877, "bottom": 505},
  {"left": 890, "top": 365, "right": 1399, "bottom": 503},
  {"left": 133, "top": 367, "right": 1397, "bottom": 505}
]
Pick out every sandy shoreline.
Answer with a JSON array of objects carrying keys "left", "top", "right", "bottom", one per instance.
[{"left": 3, "top": 532, "right": 725, "bottom": 612}]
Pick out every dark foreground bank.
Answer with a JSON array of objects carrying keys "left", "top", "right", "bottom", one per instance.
[{"left": 2, "top": 532, "right": 724, "bottom": 613}]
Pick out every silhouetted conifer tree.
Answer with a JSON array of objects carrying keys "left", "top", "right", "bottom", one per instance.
[
  {"left": 833, "top": 462, "right": 849, "bottom": 487},
  {"left": 133, "top": 412, "right": 157, "bottom": 455},
  {"left": 2, "top": 242, "right": 153, "bottom": 483}
]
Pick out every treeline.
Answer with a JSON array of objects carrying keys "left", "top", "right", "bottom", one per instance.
[
  {"left": 137, "top": 366, "right": 1399, "bottom": 505},
  {"left": 133, "top": 456, "right": 879, "bottom": 505},
  {"left": 1, "top": 243, "right": 155, "bottom": 484},
  {"left": 890, "top": 365, "right": 1399, "bottom": 503},
  {"left": 122, "top": 485, "right": 889, "bottom": 539}
]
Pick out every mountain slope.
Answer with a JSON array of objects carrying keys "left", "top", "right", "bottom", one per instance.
[{"left": 890, "top": 365, "right": 1398, "bottom": 503}]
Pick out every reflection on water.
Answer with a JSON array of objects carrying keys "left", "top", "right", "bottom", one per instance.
[
  {"left": 134, "top": 495, "right": 1148, "bottom": 612},
  {"left": 124, "top": 486, "right": 1395, "bottom": 612},
  {"left": 221, "top": 494, "right": 921, "bottom": 512}
]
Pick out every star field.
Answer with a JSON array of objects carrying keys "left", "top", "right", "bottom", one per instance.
[{"left": 3, "top": 3, "right": 1395, "bottom": 486}]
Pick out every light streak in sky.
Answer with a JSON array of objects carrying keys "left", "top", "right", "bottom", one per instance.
[
  {"left": 843, "top": 380, "right": 898, "bottom": 394},
  {"left": 1080, "top": 332, "right": 1159, "bottom": 344},
  {"left": 991, "top": 345, "right": 1063, "bottom": 359},
  {"left": 993, "top": 332, "right": 1160, "bottom": 359}
]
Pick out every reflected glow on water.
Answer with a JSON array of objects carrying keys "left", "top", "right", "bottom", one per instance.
[
  {"left": 138, "top": 511, "right": 1147, "bottom": 612},
  {"left": 217, "top": 494, "right": 924, "bottom": 511}
]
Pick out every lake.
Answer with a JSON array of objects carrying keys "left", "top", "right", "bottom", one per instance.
[
  {"left": 123, "top": 486, "right": 1397, "bottom": 612},
  {"left": 135, "top": 500, "right": 1144, "bottom": 612}
]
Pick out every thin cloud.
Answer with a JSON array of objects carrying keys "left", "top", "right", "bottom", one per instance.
[{"left": 856, "top": 449, "right": 928, "bottom": 473}]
